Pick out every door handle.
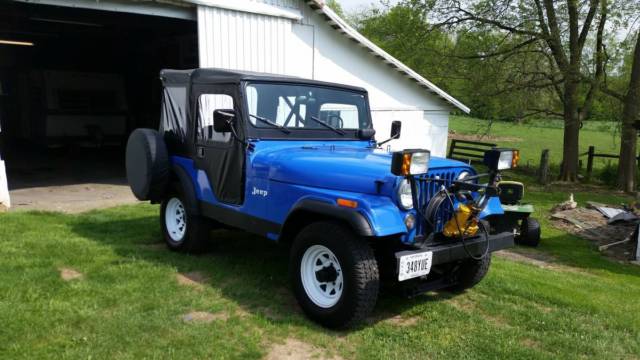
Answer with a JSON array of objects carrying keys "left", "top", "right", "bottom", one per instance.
[{"left": 196, "top": 146, "right": 205, "bottom": 158}]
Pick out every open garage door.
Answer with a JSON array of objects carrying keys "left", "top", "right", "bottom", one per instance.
[{"left": 0, "top": 1, "right": 197, "bottom": 211}]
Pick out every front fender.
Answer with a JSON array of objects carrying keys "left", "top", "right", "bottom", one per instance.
[
  {"left": 274, "top": 184, "right": 407, "bottom": 238},
  {"left": 289, "top": 199, "right": 374, "bottom": 236},
  {"left": 354, "top": 194, "right": 408, "bottom": 236}
]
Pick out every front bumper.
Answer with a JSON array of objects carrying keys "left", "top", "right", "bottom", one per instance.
[{"left": 396, "top": 231, "right": 514, "bottom": 267}]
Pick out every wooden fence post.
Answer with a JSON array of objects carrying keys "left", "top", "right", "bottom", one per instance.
[
  {"left": 586, "top": 146, "right": 595, "bottom": 181},
  {"left": 538, "top": 149, "right": 550, "bottom": 185},
  {"left": 448, "top": 139, "right": 456, "bottom": 158}
]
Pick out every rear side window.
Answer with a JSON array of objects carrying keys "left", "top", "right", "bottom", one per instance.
[
  {"left": 160, "top": 86, "right": 187, "bottom": 140},
  {"left": 197, "top": 94, "right": 234, "bottom": 143}
]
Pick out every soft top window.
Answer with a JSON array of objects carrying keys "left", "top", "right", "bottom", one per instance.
[{"left": 159, "top": 85, "right": 187, "bottom": 141}]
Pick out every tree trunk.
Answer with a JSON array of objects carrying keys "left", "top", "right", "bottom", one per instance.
[
  {"left": 560, "top": 73, "right": 581, "bottom": 182},
  {"left": 617, "top": 32, "right": 640, "bottom": 192}
]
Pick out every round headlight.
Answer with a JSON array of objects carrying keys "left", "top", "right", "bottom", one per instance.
[
  {"left": 397, "top": 179, "right": 413, "bottom": 210},
  {"left": 457, "top": 171, "right": 471, "bottom": 181}
]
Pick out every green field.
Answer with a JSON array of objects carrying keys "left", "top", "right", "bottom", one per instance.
[
  {"left": 1, "top": 182, "right": 639, "bottom": 359},
  {"left": 449, "top": 116, "right": 626, "bottom": 177}
]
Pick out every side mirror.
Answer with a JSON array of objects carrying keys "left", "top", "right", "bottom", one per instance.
[
  {"left": 390, "top": 120, "right": 402, "bottom": 139},
  {"left": 213, "top": 109, "right": 235, "bottom": 133},
  {"left": 378, "top": 120, "right": 403, "bottom": 147}
]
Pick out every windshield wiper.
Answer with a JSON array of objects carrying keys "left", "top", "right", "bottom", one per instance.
[
  {"left": 309, "top": 115, "right": 345, "bottom": 135},
  {"left": 249, "top": 114, "right": 290, "bottom": 134}
]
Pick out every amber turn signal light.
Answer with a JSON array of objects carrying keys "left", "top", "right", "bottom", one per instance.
[
  {"left": 512, "top": 150, "right": 520, "bottom": 168},
  {"left": 391, "top": 149, "right": 430, "bottom": 176},
  {"left": 483, "top": 148, "right": 520, "bottom": 171},
  {"left": 337, "top": 198, "right": 358, "bottom": 208}
]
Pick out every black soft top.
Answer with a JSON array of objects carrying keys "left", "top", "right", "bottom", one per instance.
[{"left": 159, "top": 68, "right": 368, "bottom": 93}]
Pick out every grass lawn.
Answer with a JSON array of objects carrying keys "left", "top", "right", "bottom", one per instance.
[
  {"left": 1, "top": 182, "right": 640, "bottom": 359},
  {"left": 449, "top": 116, "right": 627, "bottom": 177}
]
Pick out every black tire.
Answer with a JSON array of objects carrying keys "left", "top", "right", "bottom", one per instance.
[
  {"left": 126, "top": 128, "right": 169, "bottom": 202},
  {"left": 290, "top": 222, "right": 379, "bottom": 329},
  {"left": 516, "top": 217, "right": 541, "bottom": 247},
  {"left": 160, "top": 189, "right": 211, "bottom": 253},
  {"left": 448, "top": 254, "right": 492, "bottom": 292}
]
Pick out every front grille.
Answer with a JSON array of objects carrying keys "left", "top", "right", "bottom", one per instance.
[{"left": 414, "top": 170, "right": 458, "bottom": 236}]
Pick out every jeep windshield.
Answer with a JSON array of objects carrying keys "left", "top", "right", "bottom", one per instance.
[{"left": 245, "top": 82, "right": 372, "bottom": 138}]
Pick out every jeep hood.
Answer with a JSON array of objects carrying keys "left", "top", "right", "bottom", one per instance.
[{"left": 252, "top": 145, "right": 467, "bottom": 195}]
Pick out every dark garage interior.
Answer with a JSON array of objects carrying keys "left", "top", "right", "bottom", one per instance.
[{"left": 0, "top": 1, "right": 197, "bottom": 210}]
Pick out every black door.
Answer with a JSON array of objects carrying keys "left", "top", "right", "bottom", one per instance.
[{"left": 192, "top": 85, "right": 245, "bottom": 205}]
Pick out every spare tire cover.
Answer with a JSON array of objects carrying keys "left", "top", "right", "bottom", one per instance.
[{"left": 126, "top": 128, "right": 169, "bottom": 201}]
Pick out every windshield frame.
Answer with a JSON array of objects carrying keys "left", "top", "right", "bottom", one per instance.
[{"left": 241, "top": 81, "right": 373, "bottom": 140}]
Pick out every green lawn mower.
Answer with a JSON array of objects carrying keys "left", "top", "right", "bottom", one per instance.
[{"left": 498, "top": 181, "right": 541, "bottom": 247}]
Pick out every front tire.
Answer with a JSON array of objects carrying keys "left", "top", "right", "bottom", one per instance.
[
  {"left": 448, "top": 254, "right": 492, "bottom": 292},
  {"left": 290, "top": 222, "right": 379, "bottom": 329},
  {"left": 160, "top": 191, "right": 210, "bottom": 253}
]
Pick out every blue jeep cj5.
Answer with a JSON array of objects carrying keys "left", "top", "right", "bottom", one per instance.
[{"left": 125, "top": 68, "right": 518, "bottom": 328}]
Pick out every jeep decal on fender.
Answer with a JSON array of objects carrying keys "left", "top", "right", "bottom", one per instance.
[{"left": 251, "top": 187, "right": 268, "bottom": 197}]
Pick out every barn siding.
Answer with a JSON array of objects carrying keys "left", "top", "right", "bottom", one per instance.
[{"left": 198, "top": 6, "right": 290, "bottom": 74}]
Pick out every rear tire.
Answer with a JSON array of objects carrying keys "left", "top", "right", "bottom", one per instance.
[
  {"left": 160, "top": 190, "right": 211, "bottom": 253},
  {"left": 448, "top": 254, "right": 492, "bottom": 292},
  {"left": 516, "top": 217, "right": 541, "bottom": 247},
  {"left": 290, "top": 222, "right": 379, "bottom": 329}
]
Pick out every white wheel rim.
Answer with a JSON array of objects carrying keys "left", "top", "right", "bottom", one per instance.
[
  {"left": 300, "top": 245, "right": 344, "bottom": 308},
  {"left": 165, "top": 197, "right": 187, "bottom": 242}
]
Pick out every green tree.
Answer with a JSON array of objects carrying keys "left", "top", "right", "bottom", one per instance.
[
  {"left": 601, "top": 31, "right": 640, "bottom": 191},
  {"left": 427, "top": 0, "right": 610, "bottom": 182},
  {"left": 326, "top": 0, "right": 346, "bottom": 18},
  {"left": 353, "top": 3, "right": 558, "bottom": 121}
]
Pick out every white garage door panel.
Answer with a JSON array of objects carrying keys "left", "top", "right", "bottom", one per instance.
[{"left": 198, "top": 5, "right": 290, "bottom": 74}]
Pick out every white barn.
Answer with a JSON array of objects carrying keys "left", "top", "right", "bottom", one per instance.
[{"left": 0, "top": 0, "right": 468, "bottom": 209}]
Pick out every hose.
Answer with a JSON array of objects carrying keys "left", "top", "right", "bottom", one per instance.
[{"left": 424, "top": 188, "right": 448, "bottom": 228}]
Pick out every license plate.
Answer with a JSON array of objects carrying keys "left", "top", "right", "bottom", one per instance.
[{"left": 397, "top": 251, "right": 433, "bottom": 281}]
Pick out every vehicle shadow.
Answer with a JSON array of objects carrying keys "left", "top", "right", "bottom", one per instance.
[{"left": 70, "top": 212, "right": 453, "bottom": 332}]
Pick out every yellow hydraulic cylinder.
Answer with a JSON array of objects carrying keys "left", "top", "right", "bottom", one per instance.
[{"left": 443, "top": 204, "right": 479, "bottom": 237}]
